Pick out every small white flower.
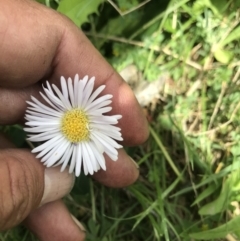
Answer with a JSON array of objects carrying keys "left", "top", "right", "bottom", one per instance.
[{"left": 24, "top": 74, "right": 123, "bottom": 177}]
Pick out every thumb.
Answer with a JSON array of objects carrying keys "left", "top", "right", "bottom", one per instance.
[{"left": 0, "top": 148, "right": 75, "bottom": 231}]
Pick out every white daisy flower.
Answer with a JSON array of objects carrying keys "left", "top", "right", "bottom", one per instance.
[{"left": 24, "top": 74, "right": 123, "bottom": 177}]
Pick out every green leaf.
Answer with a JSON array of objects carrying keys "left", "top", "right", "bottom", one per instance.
[
  {"left": 190, "top": 216, "right": 240, "bottom": 240},
  {"left": 231, "top": 144, "right": 240, "bottom": 156},
  {"left": 7, "top": 126, "right": 26, "bottom": 147},
  {"left": 220, "top": 26, "right": 240, "bottom": 47},
  {"left": 192, "top": 0, "right": 209, "bottom": 15},
  {"left": 214, "top": 48, "right": 233, "bottom": 64},
  {"left": 193, "top": 0, "right": 228, "bottom": 16},
  {"left": 210, "top": 0, "right": 228, "bottom": 14},
  {"left": 57, "top": 0, "right": 104, "bottom": 26},
  {"left": 198, "top": 192, "right": 228, "bottom": 215},
  {"left": 71, "top": 172, "right": 90, "bottom": 195},
  {"left": 191, "top": 184, "right": 218, "bottom": 206},
  {"left": 163, "top": 17, "right": 176, "bottom": 33},
  {"left": 199, "top": 180, "right": 231, "bottom": 215},
  {"left": 198, "top": 171, "right": 240, "bottom": 216}
]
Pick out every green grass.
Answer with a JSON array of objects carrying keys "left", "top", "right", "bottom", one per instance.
[{"left": 2, "top": 0, "right": 240, "bottom": 240}]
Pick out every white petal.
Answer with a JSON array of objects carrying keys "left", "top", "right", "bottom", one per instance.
[
  {"left": 89, "top": 115, "right": 121, "bottom": 125},
  {"left": 39, "top": 136, "right": 64, "bottom": 163},
  {"left": 102, "top": 133, "right": 123, "bottom": 141},
  {"left": 100, "top": 129, "right": 123, "bottom": 141},
  {"left": 54, "top": 143, "right": 72, "bottom": 167},
  {"left": 26, "top": 110, "right": 61, "bottom": 119},
  {"left": 41, "top": 144, "right": 60, "bottom": 163},
  {"left": 32, "top": 134, "right": 63, "bottom": 153},
  {"left": 81, "top": 75, "right": 89, "bottom": 89},
  {"left": 61, "top": 76, "right": 69, "bottom": 100},
  {"left": 60, "top": 144, "right": 73, "bottom": 172},
  {"left": 81, "top": 77, "right": 95, "bottom": 108},
  {"left": 82, "top": 142, "right": 94, "bottom": 175},
  {"left": 90, "top": 134, "right": 104, "bottom": 154},
  {"left": 77, "top": 80, "right": 84, "bottom": 107},
  {"left": 27, "top": 131, "right": 60, "bottom": 142},
  {"left": 77, "top": 76, "right": 89, "bottom": 107},
  {"left": 43, "top": 87, "right": 65, "bottom": 110},
  {"left": 105, "top": 151, "right": 118, "bottom": 161},
  {"left": 87, "top": 100, "right": 112, "bottom": 112},
  {"left": 89, "top": 141, "right": 106, "bottom": 171},
  {"left": 69, "top": 144, "right": 77, "bottom": 173},
  {"left": 84, "top": 94, "right": 112, "bottom": 112},
  {"left": 24, "top": 126, "right": 59, "bottom": 133},
  {"left": 85, "top": 85, "right": 105, "bottom": 106},
  {"left": 45, "top": 81, "right": 54, "bottom": 95},
  {"left": 26, "top": 121, "right": 60, "bottom": 128},
  {"left": 52, "top": 84, "right": 71, "bottom": 110},
  {"left": 27, "top": 98, "right": 60, "bottom": 117},
  {"left": 78, "top": 76, "right": 88, "bottom": 108},
  {"left": 92, "top": 132, "right": 118, "bottom": 156},
  {"left": 85, "top": 142, "right": 98, "bottom": 172},
  {"left": 75, "top": 144, "right": 82, "bottom": 177},
  {"left": 38, "top": 136, "right": 65, "bottom": 161},
  {"left": 91, "top": 123, "right": 121, "bottom": 132},
  {"left": 88, "top": 107, "right": 112, "bottom": 115},
  {"left": 27, "top": 106, "right": 62, "bottom": 118},
  {"left": 74, "top": 74, "right": 79, "bottom": 107},
  {"left": 25, "top": 114, "right": 59, "bottom": 122},
  {"left": 45, "top": 139, "right": 69, "bottom": 167},
  {"left": 40, "top": 92, "right": 62, "bottom": 112},
  {"left": 67, "top": 77, "right": 75, "bottom": 107},
  {"left": 93, "top": 131, "right": 122, "bottom": 149}
]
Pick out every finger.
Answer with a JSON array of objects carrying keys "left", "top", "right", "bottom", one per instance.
[
  {"left": 0, "top": 132, "right": 139, "bottom": 188},
  {"left": 0, "top": 85, "right": 39, "bottom": 125},
  {"left": 93, "top": 148, "right": 139, "bottom": 187},
  {"left": 0, "top": 0, "right": 62, "bottom": 87},
  {"left": 0, "top": 134, "right": 82, "bottom": 240},
  {"left": 0, "top": 134, "right": 75, "bottom": 231},
  {"left": 0, "top": 148, "right": 44, "bottom": 230},
  {"left": 24, "top": 200, "right": 86, "bottom": 241},
  {"left": 0, "top": 0, "right": 149, "bottom": 145}
]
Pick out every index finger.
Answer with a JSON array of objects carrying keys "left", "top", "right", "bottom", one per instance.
[{"left": 0, "top": 0, "right": 149, "bottom": 145}]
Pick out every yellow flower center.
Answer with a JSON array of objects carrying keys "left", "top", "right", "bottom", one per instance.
[{"left": 61, "top": 109, "right": 90, "bottom": 143}]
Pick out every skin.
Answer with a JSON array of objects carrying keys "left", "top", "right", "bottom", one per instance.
[{"left": 0, "top": 0, "right": 149, "bottom": 240}]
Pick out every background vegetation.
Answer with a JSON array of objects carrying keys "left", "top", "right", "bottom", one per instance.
[{"left": 2, "top": 0, "right": 240, "bottom": 240}]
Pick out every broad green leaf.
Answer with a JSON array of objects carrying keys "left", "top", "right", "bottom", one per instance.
[
  {"left": 198, "top": 177, "right": 232, "bottom": 215},
  {"left": 193, "top": 0, "right": 228, "bottom": 16},
  {"left": 233, "top": 0, "right": 240, "bottom": 8},
  {"left": 192, "top": 0, "right": 209, "bottom": 14},
  {"left": 190, "top": 215, "right": 240, "bottom": 240},
  {"left": 87, "top": 218, "right": 100, "bottom": 236},
  {"left": 198, "top": 170, "right": 240, "bottom": 215},
  {"left": 198, "top": 181, "right": 231, "bottom": 215},
  {"left": 214, "top": 48, "right": 233, "bottom": 64},
  {"left": 191, "top": 184, "right": 218, "bottom": 206},
  {"left": 163, "top": 17, "right": 176, "bottom": 33},
  {"left": 198, "top": 189, "right": 229, "bottom": 215},
  {"left": 220, "top": 26, "right": 240, "bottom": 47},
  {"left": 57, "top": 0, "right": 104, "bottom": 26},
  {"left": 210, "top": 0, "right": 228, "bottom": 14}
]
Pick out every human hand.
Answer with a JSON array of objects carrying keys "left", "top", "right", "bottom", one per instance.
[{"left": 0, "top": 0, "right": 149, "bottom": 240}]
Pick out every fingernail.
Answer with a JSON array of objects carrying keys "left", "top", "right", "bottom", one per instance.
[
  {"left": 129, "top": 156, "right": 139, "bottom": 169},
  {"left": 40, "top": 166, "right": 75, "bottom": 206},
  {"left": 71, "top": 215, "right": 86, "bottom": 232}
]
